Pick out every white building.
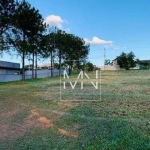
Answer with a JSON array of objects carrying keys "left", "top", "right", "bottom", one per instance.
[
  {"left": 99, "top": 59, "right": 120, "bottom": 70},
  {"left": 0, "top": 61, "right": 20, "bottom": 75}
]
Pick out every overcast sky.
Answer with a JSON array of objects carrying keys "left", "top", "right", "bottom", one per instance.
[{"left": 1, "top": 0, "right": 150, "bottom": 66}]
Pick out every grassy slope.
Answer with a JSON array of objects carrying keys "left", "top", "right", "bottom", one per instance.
[{"left": 0, "top": 70, "right": 150, "bottom": 150}]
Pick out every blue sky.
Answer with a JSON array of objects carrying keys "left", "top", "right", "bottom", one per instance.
[{"left": 1, "top": 0, "right": 150, "bottom": 66}]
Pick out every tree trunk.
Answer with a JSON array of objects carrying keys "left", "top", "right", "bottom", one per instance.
[
  {"left": 22, "top": 33, "right": 25, "bottom": 81},
  {"left": 35, "top": 52, "right": 37, "bottom": 79},
  {"left": 51, "top": 51, "right": 53, "bottom": 77},
  {"left": 69, "top": 64, "right": 72, "bottom": 75},
  {"left": 32, "top": 50, "right": 34, "bottom": 79},
  {"left": 53, "top": 57, "right": 55, "bottom": 76},
  {"left": 22, "top": 51, "right": 25, "bottom": 81},
  {"left": 59, "top": 49, "right": 62, "bottom": 76},
  {"left": 70, "top": 65, "right": 73, "bottom": 75}
]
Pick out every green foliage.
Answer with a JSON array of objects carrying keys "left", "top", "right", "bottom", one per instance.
[
  {"left": 0, "top": 0, "right": 16, "bottom": 51},
  {"left": 137, "top": 60, "right": 150, "bottom": 69},
  {"left": 54, "top": 62, "right": 67, "bottom": 69},
  {"left": 1, "top": 0, "right": 46, "bottom": 81},
  {"left": 85, "top": 62, "right": 94, "bottom": 71},
  {"left": 44, "top": 30, "right": 90, "bottom": 75},
  {"left": 0, "top": 0, "right": 16, "bottom": 35},
  {"left": 0, "top": 0, "right": 90, "bottom": 80},
  {"left": 116, "top": 51, "right": 136, "bottom": 70}
]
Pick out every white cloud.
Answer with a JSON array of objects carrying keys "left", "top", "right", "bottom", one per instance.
[
  {"left": 84, "top": 38, "right": 90, "bottom": 43},
  {"left": 44, "top": 15, "right": 68, "bottom": 29},
  {"left": 84, "top": 36, "right": 113, "bottom": 45}
]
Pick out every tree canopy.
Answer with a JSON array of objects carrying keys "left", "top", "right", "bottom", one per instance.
[
  {"left": 0, "top": 0, "right": 90, "bottom": 81},
  {"left": 116, "top": 51, "right": 136, "bottom": 70}
]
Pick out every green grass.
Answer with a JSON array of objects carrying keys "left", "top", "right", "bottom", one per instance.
[{"left": 0, "top": 70, "right": 150, "bottom": 149}]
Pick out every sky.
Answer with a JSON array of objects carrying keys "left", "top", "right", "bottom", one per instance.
[{"left": 1, "top": 0, "right": 150, "bottom": 66}]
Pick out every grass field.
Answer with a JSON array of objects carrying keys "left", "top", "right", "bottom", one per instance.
[{"left": 0, "top": 70, "right": 150, "bottom": 149}]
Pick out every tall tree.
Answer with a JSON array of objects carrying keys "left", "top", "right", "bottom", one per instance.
[
  {"left": 43, "top": 26, "right": 58, "bottom": 77},
  {"left": 10, "top": 0, "right": 45, "bottom": 81},
  {"left": 32, "top": 33, "right": 47, "bottom": 79},
  {"left": 63, "top": 34, "right": 90, "bottom": 74},
  {"left": 127, "top": 51, "right": 136, "bottom": 68},
  {"left": 48, "top": 31, "right": 90, "bottom": 75},
  {"left": 55, "top": 30, "right": 67, "bottom": 75}
]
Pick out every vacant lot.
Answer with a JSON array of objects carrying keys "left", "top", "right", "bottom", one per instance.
[{"left": 0, "top": 70, "right": 150, "bottom": 149}]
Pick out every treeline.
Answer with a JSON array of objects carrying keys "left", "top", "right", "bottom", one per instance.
[
  {"left": 0, "top": 0, "right": 90, "bottom": 81},
  {"left": 115, "top": 51, "right": 150, "bottom": 70}
]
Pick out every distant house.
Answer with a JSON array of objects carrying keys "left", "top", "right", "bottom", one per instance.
[
  {"left": 0, "top": 61, "right": 20, "bottom": 75},
  {"left": 133, "top": 64, "right": 140, "bottom": 69},
  {"left": 111, "top": 59, "right": 118, "bottom": 67},
  {"left": 37, "top": 63, "right": 53, "bottom": 70},
  {"left": 111, "top": 59, "right": 150, "bottom": 70},
  {"left": 99, "top": 59, "right": 120, "bottom": 70},
  {"left": 140, "top": 60, "right": 150, "bottom": 63},
  {"left": 135, "top": 59, "right": 150, "bottom": 69}
]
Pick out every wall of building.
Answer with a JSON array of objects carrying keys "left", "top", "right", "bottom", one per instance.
[
  {"left": 0, "top": 69, "right": 6, "bottom": 74},
  {"left": 0, "top": 69, "right": 20, "bottom": 75},
  {"left": 0, "top": 69, "right": 68, "bottom": 82},
  {"left": 112, "top": 60, "right": 118, "bottom": 66},
  {"left": 100, "top": 66, "right": 120, "bottom": 70},
  {"left": 0, "top": 61, "right": 20, "bottom": 69},
  {"left": 25, "top": 69, "right": 61, "bottom": 77},
  {"left": 0, "top": 74, "right": 22, "bottom": 82}
]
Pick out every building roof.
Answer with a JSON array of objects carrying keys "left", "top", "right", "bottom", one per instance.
[
  {"left": 0, "top": 66, "right": 21, "bottom": 70},
  {"left": 140, "top": 60, "right": 150, "bottom": 63},
  {"left": 0, "top": 61, "right": 20, "bottom": 69}
]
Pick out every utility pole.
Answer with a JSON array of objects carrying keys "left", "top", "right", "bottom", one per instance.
[{"left": 104, "top": 48, "right": 106, "bottom": 70}]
